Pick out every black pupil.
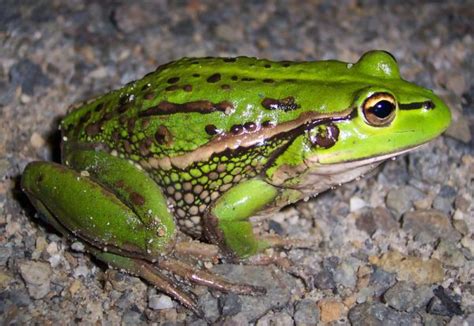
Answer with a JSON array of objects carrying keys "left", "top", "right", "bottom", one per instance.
[{"left": 370, "top": 100, "right": 394, "bottom": 119}]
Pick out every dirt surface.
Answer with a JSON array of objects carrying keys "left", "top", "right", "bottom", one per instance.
[{"left": 0, "top": 1, "right": 473, "bottom": 324}]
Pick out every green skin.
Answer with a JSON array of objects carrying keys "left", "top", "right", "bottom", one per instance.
[{"left": 22, "top": 51, "right": 451, "bottom": 310}]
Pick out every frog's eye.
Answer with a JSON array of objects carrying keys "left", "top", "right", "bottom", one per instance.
[{"left": 362, "top": 92, "right": 397, "bottom": 127}]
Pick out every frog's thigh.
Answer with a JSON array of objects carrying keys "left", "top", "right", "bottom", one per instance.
[
  {"left": 22, "top": 152, "right": 175, "bottom": 258},
  {"left": 206, "top": 179, "right": 279, "bottom": 258}
]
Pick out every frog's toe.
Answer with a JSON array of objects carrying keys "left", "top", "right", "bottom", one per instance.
[{"left": 158, "top": 258, "right": 266, "bottom": 296}]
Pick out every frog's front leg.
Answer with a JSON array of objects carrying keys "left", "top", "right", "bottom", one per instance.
[
  {"left": 204, "top": 178, "right": 281, "bottom": 258},
  {"left": 22, "top": 150, "right": 262, "bottom": 316}
]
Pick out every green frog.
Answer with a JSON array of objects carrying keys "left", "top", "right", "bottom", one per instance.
[{"left": 22, "top": 51, "right": 451, "bottom": 314}]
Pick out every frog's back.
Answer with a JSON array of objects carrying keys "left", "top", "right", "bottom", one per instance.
[{"left": 60, "top": 56, "right": 356, "bottom": 160}]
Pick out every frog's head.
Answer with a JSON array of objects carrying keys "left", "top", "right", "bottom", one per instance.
[{"left": 271, "top": 51, "right": 451, "bottom": 193}]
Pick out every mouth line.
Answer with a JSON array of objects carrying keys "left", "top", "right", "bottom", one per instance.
[{"left": 307, "top": 142, "right": 427, "bottom": 174}]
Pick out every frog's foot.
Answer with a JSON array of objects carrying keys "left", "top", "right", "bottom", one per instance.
[{"left": 95, "top": 250, "right": 265, "bottom": 316}]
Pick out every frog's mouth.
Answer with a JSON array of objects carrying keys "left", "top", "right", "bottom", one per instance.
[
  {"left": 307, "top": 142, "right": 425, "bottom": 175},
  {"left": 289, "top": 143, "right": 425, "bottom": 195}
]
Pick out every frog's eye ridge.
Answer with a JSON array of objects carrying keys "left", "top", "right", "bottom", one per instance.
[{"left": 362, "top": 92, "right": 396, "bottom": 127}]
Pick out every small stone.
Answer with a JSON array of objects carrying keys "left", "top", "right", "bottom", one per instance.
[
  {"left": 432, "top": 240, "right": 466, "bottom": 267},
  {"left": 73, "top": 264, "right": 90, "bottom": 278},
  {"left": 432, "top": 185, "right": 456, "bottom": 214},
  {"left": 0, "top": 270, "right": 12, "bottom": 287},
  {"left": 216, "top": 24, "right": 243, "bottom": 42},
  {"left": 218, "top": 293, "right": 242, "bottom": 317},
  {"left": 369, "top": 250, "right": 444, "bottom": 285},
  {"left": 461, "top": 235, "right": 474, "bottom": 255},
  {"left": 383, "top": 281, "right": 433, "bottom": 312},
  {"left": 30, "top": 132, "right": 46, "bottom": 149},
  {"left": 402, "top": 209, "right": 461, "bottom": 243},
  {"left": 314, "top": 270, "right": 336, "bottom": 290},
  {"left": 357, "top": 207, "right": 398, "bottom": 235},
  {"left": 71, "top": 241, "right": 85, "bottom": 252},
  {"left": 9, "top": 59, "right": 51, "bottom": 95},
  {"left": 333, "top": 261, "right": 357, "bottom": 288},
  {"left": 427, "top": 286, "right": 463, "bottom": 317},
  {"left": 19, "top": 261, "right": 52, "bottom": 299},
  {"left": 294, "top": 299, "right": 319, "bottom": 326},
  {"left": 350, "top": 196, "right": 367, "bottom": 212},
  {"left": 256, "top": 311, "right": 293, "bottom": 326},
  {"left": 454, "top": 195, "right": 470, "bottom": 212},
  {"left": 121, "top": 308, "right": 144, "bottom": 324},
  {"left": 445, "top": 116, "right": 471, "bottom": 143},
  {"left": 452, "top": 218, "right": 469, "bottom": 235},
  {"left": 148, "top": 294, "right": 174, "bottom": 310},
  {"left": 348, "top": 302, "right": 422, "bottom": 325},
  {"left": 386, "top": 186, "right": 424, "bottom": 219},
  {"left": 0, "top": 245, "right": 12, "bottom": 266},
  {"left": 318, "top": 299, "right": 346, "bottom": 323},
  {"left": 69, "top": 279, "right": 81, "bottom": 295},
  {"left": 370, "top": 267, "right": 397, "bottom": 296}
]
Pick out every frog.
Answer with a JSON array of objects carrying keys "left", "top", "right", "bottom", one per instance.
[{"left": 21, "top": 50, "right": 451, "bottom": 315}]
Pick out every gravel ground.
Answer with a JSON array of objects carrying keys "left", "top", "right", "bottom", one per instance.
[{"left": 0, "top": 0, "right": 473, "bottom": 325}]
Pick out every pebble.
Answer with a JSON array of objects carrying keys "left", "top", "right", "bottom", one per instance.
[
  {"left": 383, "top": 281, "right": 433, "bottom": 312},
  {"left": 402, "top": 209, "right": 461, "bottom": 243},
  {"left": 370, "top": 267, "right": 397, "bottom": 296},
  {"left": 427, "top": 286, "right": 463, "bottom": 317},
  {"left": 317, "top": 299, "right": 346, "bottom": 323},
  {"left": 445, "top": 116, "right": 472, "bottom": 143},
  {"left": 256, "top": 311, "right": 293, "bottom": 326},
  {"left": 350, "top": 196, "right": 367, "bottom": 212},
  {"left": 432, "top": 240, "right": 466, "bottom": 267},
  {"left": 19, "top": 261, "right": 52, "bottom": 299},
  {"left": 333, "top": 260, "right": 357, "bottom": 289},
  {"left": 0, "top": 245, "right": 12, "bottom": 266},
  {"left": 461, "top": 236, "right": 474, "bottom": 255},
  {"left": 386, "top": 186, "right": 424, "bottom": 219},
  {"left": 356, "top": 207, "right": 398, "bottom": 236},
  {"left": 294, "top": 299, "right": 319, "bottom": 326},
  {"left": 121, "top": 309, "right": 144, "bottom": 325},
  {"left": 148, "top": 294, "right": 174, "bottom": 310},
  {"left": 313, "top": 270, "right": 336, "bottom": 290},
  {"left": 369, "top": 250, "right": 444, "bottom": 285},
  {"left": 9, "top": 59, "right": 51, "bottom": 95},
  {"left": 70, "top": 241, "right": 85, "bottom": 252},
  {"left": 30, "top": 132, "right": 46, "bottom": 149},
  {"left": 218, "top": 293, "right": 242, "bottom": 317},
  {"left": 348, "top": 302, "right": 422, "bottom": 325}
]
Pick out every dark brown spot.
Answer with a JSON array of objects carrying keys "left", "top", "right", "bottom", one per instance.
[
  {"left": 231, "top": 75, "right": 238, "bottom": 81},
  {"left": 310, "top": 123, "right": 340, "bottom": 149},
  {"left": 282, "top": 62, "right": 291, "bottom": 67},
  {"left": 141, "top": 118, "right": 150, "bottom": 128},
  {"left": 112, "top": 131, "right": 120, "bottom": 142},
  {"left": 192, "top": 73, "right": 200, "bottom": 77},
  {"left": 207, "top": 73, "right": 221, "bottom": 83},
  {"left": 139, "top": 138, "right": 152, "bottom": 156},
  {"left": 263, "top": 78, "right": 274, "bottom": 83},
  {"left": 221, "top": 84, "right": 231, "bottom": 90},
  {"left": 123, "top": 140, "right": 132, "bottom": 153},
  {"left": 103, "top": 111, "right": 114, "bottom": 120},
  {"left": 119, "top": 115, "right": 128, "bottom": 124},
  {"left": 183, "top": 84, "right": 193, "bottom": 92},
  {"left": 264, "top": 64, "right": 271, "bottom": 68},
  {"left": 262, "top": 120, "right": 275, "bottom": 128},
  {"left": 115, "top": 180, "right": 125, "bottom": 188},
  {"left": 141, "top": 83, "right": 151, "bottom": 91},
  {"left": 223, "top": 58, "right": 237, "bottom": 62},
  {"left": 241, "top": 77, "right": 255, "bottom": 82},
  {"left": 130, "top": 192, "right": 145, "bottom": 206},
  {"left": 155, "top": 126, "right": 173, "bottom": 145},
  {"left": 230, "top": 124, "right": 244, "bottom": 135},
  {"left": 139, "top": 100, "right": 234, "bottom": 116},
  {"left": 243, "top": 122, "right": 257, "bottom": 132},
  {"left": 165, "top": 85, "right": 180, "bottom": 91},
  {"left": 205, "top": 124, "right": 220, "bottom": 135},
  {"left": 167, "top": 77, "right": 180, "bottom": 84},
  {"left": 261, "top": 96, "right": 299, "bottom": 112},
  {"left": 127, "top": 118, "right": 136, "bottom": 133},
  {"left": 144, "top": 92, "right": 155, "bottom": 100},
  {"left": 85, "top": 122, "right": 101, "bottom": 136}
]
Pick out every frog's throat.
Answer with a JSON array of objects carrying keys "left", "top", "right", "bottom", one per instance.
[{"left": 152, "top": 107, "right": 355, "bottom": 170}]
